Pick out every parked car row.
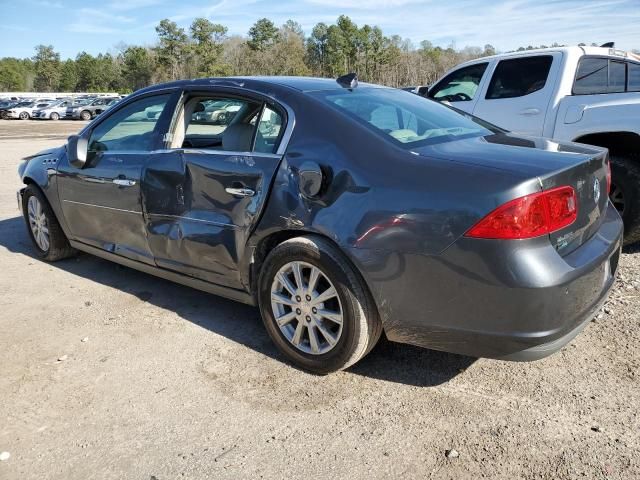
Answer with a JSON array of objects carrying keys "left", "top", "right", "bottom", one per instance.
[{"left": 0, "top": 95, "right": 124, "bottom": 121}]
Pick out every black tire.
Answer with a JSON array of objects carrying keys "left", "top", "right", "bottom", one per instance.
[
  {"left": 258, "top": 235, "right": 382, "bottom": 374},
  {"left": 22, "top": 185, "right": 76, "bottom": 261},
  {"left": 610, "top": 155, "right": 640, "bottom": 246},
  {"left": 50, "top": 112, "right": 59, "bottom": 120},
  {"left": 19, "top": 111, "right": 29, "bottom": 120},
  {"left": 80, "top": 110, "right": 91, "bottom": 121}
]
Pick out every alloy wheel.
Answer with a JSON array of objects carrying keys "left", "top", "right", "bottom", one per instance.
[
  {"left": 270, "top": 261, "right": 343, "bottom": 355},
  {"left": 27, "top": 196, "right": 50, "bottom": 251}
]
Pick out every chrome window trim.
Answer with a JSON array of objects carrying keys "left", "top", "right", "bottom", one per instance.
[
  {"left": 147, "top": 213, "right": 238, "bottom": 229},
  {"left": 149, "top": 148, "right": 281, "bottom": 160},
  {"left": 63, "top": 199, "right": 142, "bottom": 215},
  {"left": 161, "top": 85, "right": 296, "bottom": 157}
]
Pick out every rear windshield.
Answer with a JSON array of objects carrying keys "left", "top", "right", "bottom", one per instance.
[{"left": 311, "top": 87, "right": 494, "bottom": 148}]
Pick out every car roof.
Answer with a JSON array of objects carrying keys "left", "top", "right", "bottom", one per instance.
[
  {"left": 454, "top": 45, "right": 639, "bottom": 68},
  {"left": 134, "top": 76, "right": 384, "bottom": 96}
]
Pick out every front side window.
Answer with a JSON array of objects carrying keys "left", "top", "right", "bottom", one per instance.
[
  {"left": 486, "top": 56, "right": 553, "bottom": 99},
  {"left": 629, "top": 62, "right": 640, "bottom": 92},
  {"left": 429, "top": 63, "right": 488, "bottom": 102},
  {"left": 314, "top": 87, "right": 494, "bottom": 148},
  {"left": 88, "top": 94, "right": 171, "bottom": 157}
]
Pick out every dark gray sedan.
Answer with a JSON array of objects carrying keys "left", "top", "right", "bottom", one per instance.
[{"left": 17, "top": 76, "right": 623, "bottom": 373}]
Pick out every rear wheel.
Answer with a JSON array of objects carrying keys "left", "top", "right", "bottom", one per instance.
[
  {"left": 19, "top": 111, "right": 29, "bottom": 120},
  {"left": 80, "top": 110, "right": 91, "bottom": 121},
  {"left": 50, "top": 112, "right": 59, "bottom": 120},
  {"left": 258, "top": 235, "right": 382, "bottom": 374},
  {"left": 22, "top": 185, "right": 75, "bottom": 261},
  {"left": 610, "top": 155, "right": 640, "bottom": 246}
]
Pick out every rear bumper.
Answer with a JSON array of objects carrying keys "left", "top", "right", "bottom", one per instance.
[{"left": 348, "top": 202, "right": 623, "bottom": 360}]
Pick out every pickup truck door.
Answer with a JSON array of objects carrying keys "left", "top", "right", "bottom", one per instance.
[
  {"left": 141, "top": 91, "right": 288, "bottom": 289},
  {"left": 472, "top": 53, "right": 562, "bottom": 136}
]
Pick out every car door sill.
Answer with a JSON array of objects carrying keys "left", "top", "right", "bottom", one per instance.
[{"left": 69, "top": 240, "right": 256, "bottom": 306}]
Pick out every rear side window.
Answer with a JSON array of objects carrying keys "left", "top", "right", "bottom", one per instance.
[
  {"left": 628, "top": 63, "right": 640, "bottom": 92},
  {"left": 574, "top": 58, "right": 608, "bottom": 94},
  {"left": 573, "top": 57, "right": 630, "bottom": 94},
  {"left": 486, "top": 56, "right": 553, "bottom": 99}
]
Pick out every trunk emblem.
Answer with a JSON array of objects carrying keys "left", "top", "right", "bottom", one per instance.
[{"left": 593, "top": 177, "right": 601, "bottom": 204}]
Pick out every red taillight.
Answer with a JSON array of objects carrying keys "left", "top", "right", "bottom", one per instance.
[
  {"left": 606, "top": 157, "right": 612, "bottom": 194},
  {"left": 465, "top": 186, "right": 578, "bottom": 240}
]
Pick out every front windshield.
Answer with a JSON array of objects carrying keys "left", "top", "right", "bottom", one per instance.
[{"left": 312, "top": 87, "right": 496, "bottom": 148}]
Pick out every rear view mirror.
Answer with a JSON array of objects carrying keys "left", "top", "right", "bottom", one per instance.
[{"left": 67, "top": 135, "right": 88, "bottom": 168}]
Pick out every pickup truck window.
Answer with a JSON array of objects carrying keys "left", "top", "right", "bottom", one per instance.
[
  {"left": 628, "top": 63, "right": 640, "bottom": 92},
  {"left": 486, "top": 56, "right": 552, "bottom": 99},
  {"left": 610, "top": 61, "right": 626, "bottom": 93},
  {"left": 573, "top": 57, "right": 631, "bottom": 94},
  {"left": 428, "top": 63, "right": 488, "bottom": 102}
]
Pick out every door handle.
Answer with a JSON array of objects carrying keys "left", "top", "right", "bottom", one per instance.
[
  {"left": 113, "top": 178, "right": 136, "bottom": 187},
  {"left": 225, "top": 187, "right": 255, "bottom": 197},
  {"left": 519, "top": 108, "right": 541, "bottom": 116}
]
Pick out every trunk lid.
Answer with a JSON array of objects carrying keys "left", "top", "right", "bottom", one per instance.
[
  {"left": 539, "top": 148, "right": 609, "bottom": 256},
  {"left": 412, "top": 132, "right": 610, "bottom": 255}
]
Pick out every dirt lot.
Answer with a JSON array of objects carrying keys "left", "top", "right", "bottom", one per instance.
[{"left": 0, "top": 120, "right": 638, "bottom": 480}]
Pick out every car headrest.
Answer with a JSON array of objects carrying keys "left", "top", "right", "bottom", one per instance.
[
  {"left": 194, "top": 102, "right": 205, "bottom": 113},
  {"left": 222, "top": 123, "right": 254, "bottom": 152}
]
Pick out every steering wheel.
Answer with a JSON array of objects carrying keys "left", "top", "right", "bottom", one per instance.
[{"left": 451, "top": 92, "right": 472, "bottom": 101}]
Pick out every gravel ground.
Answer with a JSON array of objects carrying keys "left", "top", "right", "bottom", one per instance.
[{"left": 0, "top": 120, "right": 638, "bottom": 480}]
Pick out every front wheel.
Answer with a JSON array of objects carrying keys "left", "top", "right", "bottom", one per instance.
[
  {"left": 22, "top": 185, "right": 75, "bottom": 261},
  {"left": 19, "top": 111, "right": 29, "bottom": 120},
  {"left": 80, "top": 110, "right": 91, "bottom": 121},
  {"left": 50, "top": 112, "right": 59, "bottom": 120},
  {"left": 610, "top": 155, "right": 640, "bottom": 246},
  {"left": 258, "top": 235, "right": 382, "bottom": 374}
]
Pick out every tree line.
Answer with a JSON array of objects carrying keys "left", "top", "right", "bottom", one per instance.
[{"left": 0, "top": 15, "right": 626, "bottom": 94}]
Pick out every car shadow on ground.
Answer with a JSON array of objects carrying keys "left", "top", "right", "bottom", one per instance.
[{"left": 0, "top": 215, "right": 475, "bottom": 387}]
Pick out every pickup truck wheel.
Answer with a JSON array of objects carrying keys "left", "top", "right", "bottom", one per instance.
[
  {"left": 22, "top": 185, "right": 76, "bottom": 261},
  {"left": 258, "top": 235, "right": 382, "bottom": 374},
  {"left": 610, "top": 155, "right": 640, "bottom": 246},
  {"left": 80, "top": 110, "right": 91, "bottom": 121}
]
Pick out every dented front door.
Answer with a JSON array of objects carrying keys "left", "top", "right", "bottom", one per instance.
[{"left": 142, "top": 149, "right": 282, "bottom": 289}]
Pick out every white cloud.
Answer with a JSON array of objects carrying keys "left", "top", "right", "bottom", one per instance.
[
  {"left": 107, "top": 0, "right": 165, "bottom": 11},
  {"left": 305, "top": 0, "right": 421, "bottom": 6},
  {"left": 79, "top": 8, "right": 134, "bottom": 23}
]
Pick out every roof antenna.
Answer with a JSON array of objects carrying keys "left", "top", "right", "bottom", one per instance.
[
  {"left": 600, "top": 42, "right": 615, "bottom": 48},
  {"left": 337, "top": 73, "right": 358, "bottom": 89}
]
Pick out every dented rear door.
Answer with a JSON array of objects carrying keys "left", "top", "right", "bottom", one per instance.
[{"left": 142, "top": 149, "right": 282, "bottom": 289}]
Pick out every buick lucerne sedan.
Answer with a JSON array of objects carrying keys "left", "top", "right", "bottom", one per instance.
[{"left": 17, "top": 76, "right": 623, "bottom": 373}]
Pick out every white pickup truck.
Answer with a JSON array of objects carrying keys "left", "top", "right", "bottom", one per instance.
[{"left": 426, "top": 45, "right": 640, "bottom": 245}]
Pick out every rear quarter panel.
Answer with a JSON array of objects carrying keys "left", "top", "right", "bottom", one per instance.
[{"left": 554, "top": 92, "right": 640, "bottom": 142}]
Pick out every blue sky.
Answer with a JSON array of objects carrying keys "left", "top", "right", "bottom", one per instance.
[{"left": 1, "top": 0, "right": 638, "bottom": 59}]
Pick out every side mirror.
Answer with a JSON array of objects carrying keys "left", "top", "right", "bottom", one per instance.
[{"left": 67, "top": 135, "right": 88, "bottom": 168}]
